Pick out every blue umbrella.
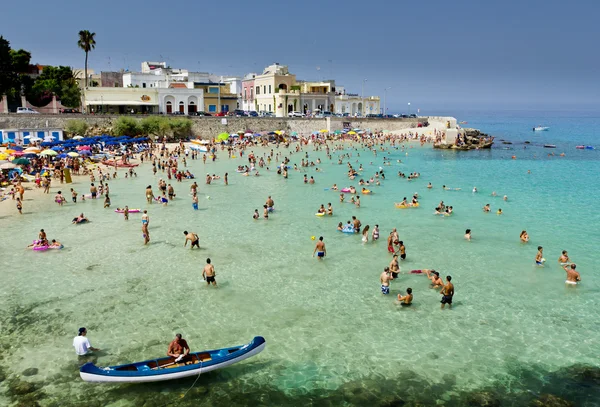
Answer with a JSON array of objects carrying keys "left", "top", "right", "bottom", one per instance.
[
  {"left": 79, "top": 150, "right": 92, "bottom": 156},
  {"left": 12, "top": 146, "right": 24, "bottom": 151},
  {"left": 51, "top": 146, "right": 64, "bottom": 151},
  {"left": 57, "top": 153, "right": 68, "bottom": 158}
]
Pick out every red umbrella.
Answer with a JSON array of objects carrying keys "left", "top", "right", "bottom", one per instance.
[{"left": 77, "top": 145, "right": 92, "bottom": 150}]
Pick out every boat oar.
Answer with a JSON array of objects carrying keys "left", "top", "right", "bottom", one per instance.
[{"left": 152, "top": 355, "right": 184, "bottom": 370}]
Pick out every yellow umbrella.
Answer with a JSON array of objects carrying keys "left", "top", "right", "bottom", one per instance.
[
  {"left": 347, "top": 131, "right": 357, "bottom": 135},
  {"left": 319, "top": 129, "right": 328, "bottom": 133},
  {"left": 24, "top": 147, "right": 40, "bottom": 153},
  {"left": 274, "top": 130, "right": 283, "bottom": 135},
  {"left": 4, "top": 149, "right": 15, "bottom": 154},
  {"left": 67, "top": 152, "right": 80, "bottom": 157},
  {"left": 39, "top": 149, "right": 58, "bottom": 156},
  {"left": 0, "top": 153, "right": 8, "bottom": 160}
]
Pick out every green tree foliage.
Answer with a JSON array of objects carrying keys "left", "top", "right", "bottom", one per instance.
[
  {"left": 65, "top": 119, "right": 89, "bottom": 136},
  {"left": 29, "top": 66, "right": 81, "bottom": 107},
  {"left": 0, "top": 36, "right": 18, "bottom": 98},
  {"left": 169, "top": 118, "right": 193, "bottom": 139},
  {"left": 112, "top": 117, "right": 142, "bottom": 136}
]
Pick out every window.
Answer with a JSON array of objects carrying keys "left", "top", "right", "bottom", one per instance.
[
  {"left": 263, "top": 86, "right": 266, "bottom": 94},
  {"left": 256, "top": 86, "right": 260, "bottom": 95},
  {"left": 208, "top": 105, "right": 216, "bottom": 113},
  {"left": 268, "top": 104, "right": 271, "bottom": 112},
  {"left": 268, "top": 85, "right": 271, "bottom": 94},
  {"left": 250, "top": 89, "right": 253, "bottom": 99},
  {"left": 244, "top": 89, "right": 247, "bottom": 100},
  {"left": 209, "top": 87, "right": 219, "bottom": 94},
  {"left": 142, "top": 83, "right": 146, "bottom": 88}
]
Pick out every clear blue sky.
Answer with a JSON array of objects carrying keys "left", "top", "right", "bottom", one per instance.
[{"left": 2, "top": 0, "right": 599, "bottom": 112}]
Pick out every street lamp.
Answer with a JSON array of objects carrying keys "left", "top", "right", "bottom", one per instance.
[
  {"left": 361, "top": 79, "right": 367, "bottom": 116},
  {"left": 408, "top": 102, "right": 411, "bottom": 115},
  {"left": 384, "top": 87, "right": 391, "bottom": 116}
]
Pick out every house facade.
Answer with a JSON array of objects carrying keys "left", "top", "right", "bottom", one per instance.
[{"left": 254, "top": 63, "right": 299, "bottom": 117}]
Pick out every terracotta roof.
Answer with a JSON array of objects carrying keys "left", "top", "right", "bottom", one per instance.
[{"left": 169, "top": 83, "right": 188, "bottom": 88}]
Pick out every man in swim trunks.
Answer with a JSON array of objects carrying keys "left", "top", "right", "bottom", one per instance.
[
  {"left": 167, "top": 333, "right": 190, "bottom": 361},
  {"left": 142, "top": 210, "right": 150, "bottom": 245},
  {"left": 192, "top": 193, "right": 198, "bottom": 210},
  {"left": 563, "top": 264, "right": 581, "bottom": 286},
  {"left": 387, "top": 232, "right": 395, "bottom": 253},
  {"left": 183, "top": 231, "right": 200, "bottom": 249},
  {"left": 389, "top": 255, "right": 400, "bottom": 279},
  {"left": 266, "top": 196, "right": 274, "bottom": 209},
  {"left": 425, "top": 270, "right": 443, "bottom": 289},
  {"left": 398, "top": 241, "right": 406, "bottom": 260},
  {"left": 440, "top": 276, "right": 454, "bottom": 309},
  {"left": 397, "top": 288, "right": 413, "bottom": 306},
  {"left": 203, "top": 258, "right": 217, "bottom": 286},
  {"left": 90, "top": 183, "right": 97, "bottom": 199},
  {"left": 380, "top": 268, "right": 391, "bottom": 295},
  {"left": 313, "top": 236, "right": 326, "bottom": 260},
  {"left": 352, "top": 216, "right": 361, "bottom": 234}
]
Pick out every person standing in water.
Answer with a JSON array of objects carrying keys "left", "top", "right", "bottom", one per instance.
[
  {"left": 465, "top": 229, "right": 471, "bottom": 241},
  {"left": 183, "top": 231, "right": 200, "bottom": 249},
  {"left": 563, "top": 264, "right": 581, "bottom": 286},
  {"left": 397, "top": 288, "right": 413, "bottom": 306},
  {"left": 313, "top": 236, "right": 326, "bottom": 260},
  {"left": 380, "top": 267, "right": 391, "bottom": 295},
  {"left": 440, "top": 276, "right": 454, "bottom": 309},
  {"left": 202, "top": 258, "right": 217, "bottom": 286},
  {"left": 535, "top": 246, "right": 544, "bottom": 266},
  {"left": 142, "top": 210, "right": 150, "bottom": 245}
]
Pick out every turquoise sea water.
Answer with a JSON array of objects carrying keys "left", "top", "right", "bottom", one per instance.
[{"left": 1, "top": 110, "right": 599, "bottom": 406}]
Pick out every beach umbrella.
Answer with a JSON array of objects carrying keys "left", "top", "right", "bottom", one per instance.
[
  {"left": 0, "top": 153, "right": 8, "bottom": 160},
  {"left": 353, "top": 128, "right": 361, "bottom": 131},
  {"left": 57, "top": 153, "right": 68, "bottom": 159},
  {"left": 347, "top": 131, "right": 357, "bottom": 135},
  {"left": 29, "top": 137, "right": 42, "bottom": 142},
  {"left": 267, "top": 131, "right": 277, "bottom": 135},
  {"left": 244, "top": 132, "right": 253, "bottom": 137},
  {"left": 67, "top": 152, "right": 80, "bottom": 157},
  {"left": 39, "top": 149, "right": 58, "bottom": 156},
  {"left": 0, "top": 162, "right": 17, "bottom": 169},
  {"left": 77, "top": 145, "right": 92, "bottom": 150},
  {"left": 291, "top": 131, "right": 298, "bottom": 136},
  {"left": 12, "top": 146, "right": 24, "bottom": 151},
  {"left": 51, "top": 146, "right": 64, "bottom": 151},
  {"left": 319, "top": 129, "right": 328, "bottom": 133},
  {"left": 24, "top": 147, "right": 40, "bottom": 153},
  {"left": 4, "top": 149, "right": 15, "bottom": 154},
  {"left": 78, "top": 150, "right": 92, "bottom": 156},
  {"left": 217, "top": 132, "right": 229, "bottom": 141},
  {"left": 12, "top": 158, "right": 30, "bottom": 165},
  {"left": 11, "top": 151, "right": 25, "bottom": 157},
  {"left": 72, "top": 136, "right": 84, "bottom": 140}
]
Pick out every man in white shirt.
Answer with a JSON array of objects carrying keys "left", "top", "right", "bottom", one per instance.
[{"left": 73, "top": 327, "right": 100, "bottom": 356}]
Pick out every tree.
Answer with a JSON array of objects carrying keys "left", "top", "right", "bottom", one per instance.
[
  {"left": 0, "top": 36, "right": 17, "bottom": 98},
  {"left": 65, "top": 119, "right": 88, "bottom": 136},
  {"left": 30, "top": 66, "right": 81, "bottom": 107},
  {"left": 112, "top": 117, "right": 141, "bottom": 136},
  {"left": 77, "top": 30, "right": 96, "bottom": 88}
]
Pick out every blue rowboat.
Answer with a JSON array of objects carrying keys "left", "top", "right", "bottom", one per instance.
[{"left": 80, "top": 336, "right": 265, "bottom": 383}]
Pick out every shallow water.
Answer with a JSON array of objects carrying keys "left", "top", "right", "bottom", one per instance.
[{"left": 1, "top": 111, "right": 599, "bottom": 406}]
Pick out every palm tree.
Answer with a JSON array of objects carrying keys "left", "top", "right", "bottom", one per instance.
[{"left": 77, "top": 30, "right": 96, "bottom": 88}]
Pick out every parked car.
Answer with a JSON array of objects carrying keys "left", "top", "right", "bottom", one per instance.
[
  {"left": 16, "top": 107, "right": 39, "bottom": 114},
  {"left": 288, "top": 111, "right": 305, "bottom": 118},
  {"left": 215, "top": 111, "right": 227, "bottom": 117},
  {"left": 233, "top": 109, "right": 248, "bottom": 117},
  {"left": 409, "top": 114, "right": 417, "bottom": 118},
  {"left": 248, "top": 111, "right": 259, "bottom": 117},
  {"left": 322, "top": 111, "right": 333, "bottom": 117},
  {"left": 259, "top": 111, "right": 274, "bottom": 117},
  {"left": 341, "top": 113, "right": 350, "bottom": 117},
  {"left": 170, "top": 111, "right": 185, "bottom": 115},
  {"left": 60, "top": 108, "right": 80, "bottom": 114}
]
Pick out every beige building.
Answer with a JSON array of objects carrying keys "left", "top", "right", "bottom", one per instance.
[
  {"left": 254, "top": 63, "right": 300, "bottom": 117},
  {"left": 298, "top": 80, "right": 336, "bottom": 114}
]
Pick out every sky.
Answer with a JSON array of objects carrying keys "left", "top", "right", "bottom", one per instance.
[{"left": 2, "top": 0, "right": 599, "bottom": 113}]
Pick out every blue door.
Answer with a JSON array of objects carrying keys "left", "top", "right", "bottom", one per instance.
[
  {"left": 22, "top": 131, "right": 30, "bottom": 145},
  {"left": 7, "top": 131, "right": 16, "bottom": 143},
  {"left": 52, "top": 131, "right": 60, "bottom": 140},
  {"left": 37, "top": 131, "right": 46, "bottom": 140},
  {"left": 0, "top": 131, "right": 3, "bottom": 143}
]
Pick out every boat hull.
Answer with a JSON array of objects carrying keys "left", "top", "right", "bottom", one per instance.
[{"left": 80, "top": 336, "right": 265, "bottom": 383}]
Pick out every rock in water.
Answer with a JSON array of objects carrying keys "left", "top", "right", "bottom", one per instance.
[{"left": 22, "top": 368, "right": 38, "bottom": 377}]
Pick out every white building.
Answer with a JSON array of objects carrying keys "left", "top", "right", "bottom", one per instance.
[{"left": 334, "top": 87, "right": 380, "bottom": 116}]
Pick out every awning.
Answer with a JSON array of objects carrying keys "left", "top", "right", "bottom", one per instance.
[{"left": 86, "top": 101, "right": 158, "bottom": 106}]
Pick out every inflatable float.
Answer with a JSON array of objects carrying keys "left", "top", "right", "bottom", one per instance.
[
  {"left": 315, "top": 213, "right": 325, "bottom": 217},
  {"left": 340, "top": 188, "right": 351, "bottom": 193},
  {"left": 339, "top": 227, "right": 355, "bottom": 233},
  {"left": 115, "top": 209, "right": 141, "bottom": 213},
  {"left": 361, "top": 189, "right": 371, "bottom": 195},
  {"left": 395, "top": 203, "right": 419, "bottom": 209}
]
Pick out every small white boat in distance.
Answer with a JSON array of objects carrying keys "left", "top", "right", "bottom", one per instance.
[{"left": 533, "top": 126, "right": 549, "bottom": 131}]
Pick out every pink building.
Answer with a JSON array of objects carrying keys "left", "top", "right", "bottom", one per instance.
[{"left": 241, "top": 73, "right": 256, "bottom": 112}]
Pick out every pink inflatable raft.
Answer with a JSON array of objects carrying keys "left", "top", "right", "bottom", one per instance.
[
  {"left": 29, "top": 240, "right": 63, "bottom": 251},
  {"left": 115, "top": 208, "right": 141, "bottom": 213}
]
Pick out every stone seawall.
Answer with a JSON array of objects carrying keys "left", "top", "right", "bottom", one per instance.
[{"left": 0, "top": 114, "right": 429, "bottom": 139}]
